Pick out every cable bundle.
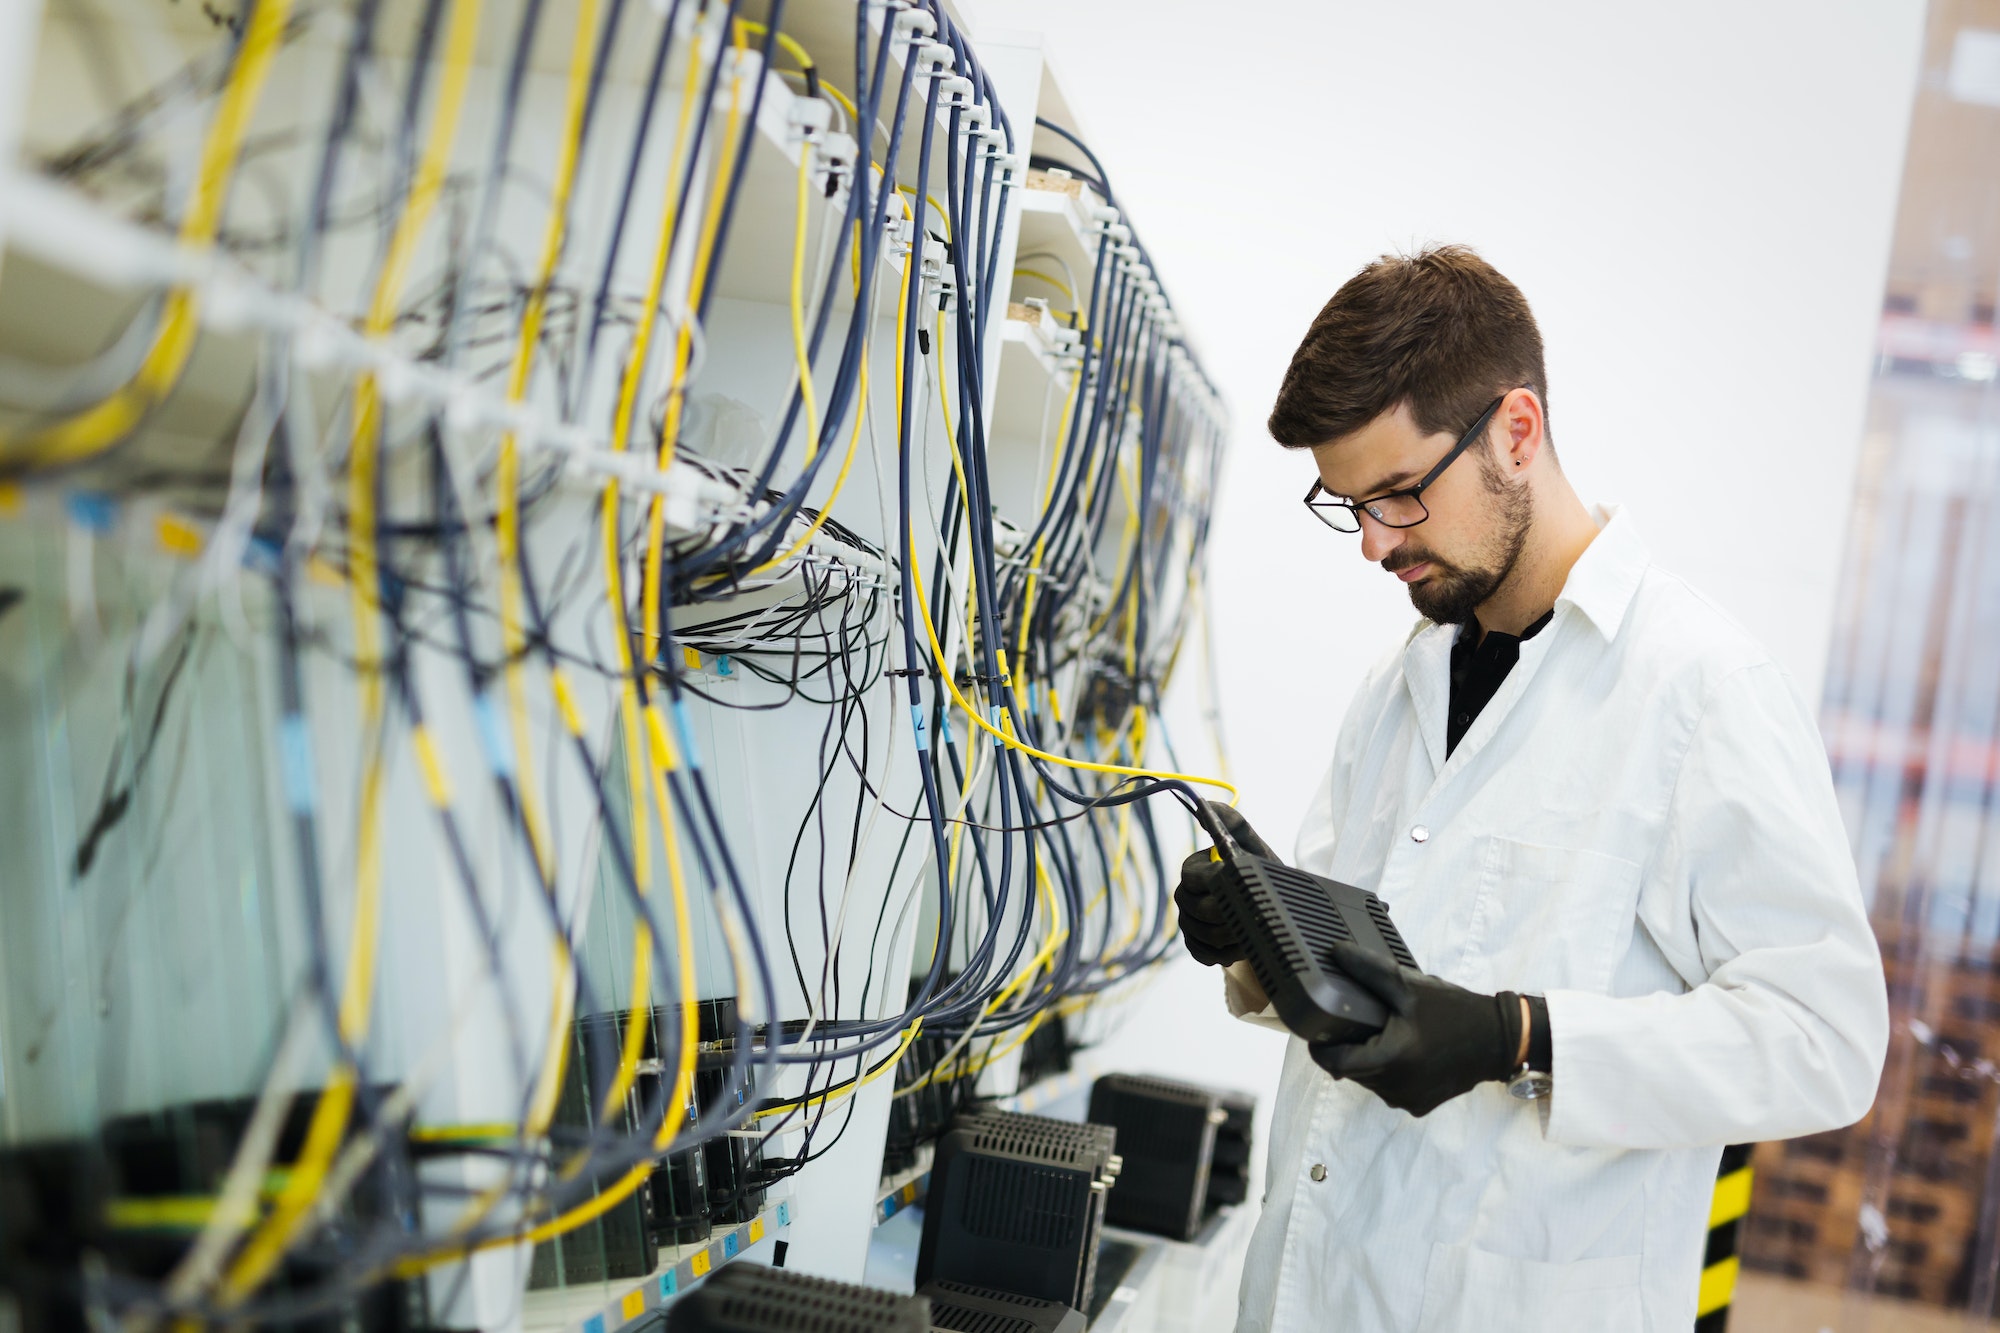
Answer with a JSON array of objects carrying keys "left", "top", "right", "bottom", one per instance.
[{"left": 0, "top": 0, "right": 1229, "bottom": 1324}]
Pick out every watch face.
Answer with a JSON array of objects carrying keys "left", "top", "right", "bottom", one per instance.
[{"left": 1507, "top": 1070, "right": 1553, "bottom": 1102}]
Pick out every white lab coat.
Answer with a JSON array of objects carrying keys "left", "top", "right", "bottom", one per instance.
[{"left": 1229, "top": 506, "right": 1887, "bottom": 1333}]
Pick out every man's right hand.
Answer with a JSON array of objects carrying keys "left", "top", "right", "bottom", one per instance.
[{"left": 1174, "top": 803, "right": 1277, "bottom": 968}]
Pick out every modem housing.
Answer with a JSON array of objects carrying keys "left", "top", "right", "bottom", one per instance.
[{"left": 1213, "top": 854, "right": 1418, "bottom": 1044}]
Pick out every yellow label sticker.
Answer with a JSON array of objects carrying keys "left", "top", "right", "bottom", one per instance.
[
  {"left": 682, "top": 646, "right": 702, "bottom": 671},
  {"left": 411, "top": 726, "right": 454, "bottom": 807},
  {"left": 900, "top": 1182, "right": 917, "bottom": 1204},
  {"left": 551, "top": 670, "right": 586, "bottom": 737},
  {"left": 645, "top": 705, "right": 679, "bottom": 772},
  {"left": 748, "top": 1218, "right": 765, "bottom": 1243},
  {"left": 156, "top": 514, "right": 202, "bottom": 557},
  {"left": 621, "top": 1289, "right": 646, "bottom": 1319},
  {"left": 0, "top": 483, "right": 20, "bottom": 514},
  {"left": 690, "top": 1249, "right": 712, "bottom": 1277}
]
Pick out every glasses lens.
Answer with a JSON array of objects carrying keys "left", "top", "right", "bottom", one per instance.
[
  {"left": 1365, "top": 494, "right": 1428, "bottom": 529},
  {"left": 1310, "top": 501, "right": 1360, "bottom": 532}
]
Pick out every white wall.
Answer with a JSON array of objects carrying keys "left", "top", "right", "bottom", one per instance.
[{"left": 964, "top": 0, "right": 1927, "bottom": 1176}]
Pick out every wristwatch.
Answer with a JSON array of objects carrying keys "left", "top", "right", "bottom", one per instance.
[{"left": 1506, "top": 1064, "right": 1552, "bottom": 1101}]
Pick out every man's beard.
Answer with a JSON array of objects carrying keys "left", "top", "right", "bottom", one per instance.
[{"left": 1392, "top": 463, "right": 1534, "bottom": 626}]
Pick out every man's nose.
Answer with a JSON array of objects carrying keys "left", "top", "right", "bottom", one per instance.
[{"left": 1358, "top": 512, "right": 1403, "bottom": 564}]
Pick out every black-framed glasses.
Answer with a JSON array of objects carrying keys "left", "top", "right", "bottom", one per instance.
[{"left": 1303, "top": 393, "right": 1509, "bottom": 533}]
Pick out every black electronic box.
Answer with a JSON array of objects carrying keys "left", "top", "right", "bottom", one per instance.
[
  {"left": 1087, "top": 1073, "right": 1246, "bottom": 1241},
  {"left": 1212, "top": 851, "right": 1418, "bottom": 1044},
  {"left": 915, "top": 1110, "right": 1119, "bottom": 1310},
  {"left": 920, "top": 1279, "right": 1088, "bottom": 1332},
  {"left": 664, "top": 1261, "right": 931, "bottom": 1331}
]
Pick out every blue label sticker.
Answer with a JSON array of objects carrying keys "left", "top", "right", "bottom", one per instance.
[
  {"left": 911, "top": 706, "right": 928, "bottom": 750},
  {"left": 279, "top": 714, "right": 316, "bottom": 813},
  {"left": 244, "top": 535, "right": 282, "bottom": 575},
  {"left": 778, "top": 1201, "right": 791, "bottom": 1227},
  {"left": 723, "top": 1233, "right": 739, "bottom": 1258},
  {"left": 989, "top": 706, "right": 1004, "bottom": 745},
  {"left": 473, "top": 695, "right": 515, "bottom": 778},
  {"left": 715, "top": 655, "right": 733, "bottom": 676},
  {"left": 583, "top": 1316, "right": 605, "bottom": 1333},
  {"left": 671, "top": 698, "right": 703, "bottom": 771},
  {"left": 880, "top": 1196, "right": 897, "bottom": 1220},
  {"left": 66, "top": 491, "right": 115, "bottom": 533},
  {"left": 660, "top": 1271, "right": 678, "bottom": 1298}
]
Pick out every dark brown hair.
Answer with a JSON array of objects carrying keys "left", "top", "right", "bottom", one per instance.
[{"left": 1267, "top": 245, "right": 1549, "bottom": 452}]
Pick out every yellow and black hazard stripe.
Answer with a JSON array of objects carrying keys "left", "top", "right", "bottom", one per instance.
[{"left": 1695, "top": 1143, "right": 1754, "bottom": 1331}]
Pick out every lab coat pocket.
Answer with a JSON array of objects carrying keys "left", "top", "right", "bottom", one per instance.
[
  {"left": 1459, "top": 837, "right": 1644, "bottom": 995},
  {"left": 1416, "top": 1241, "right": 1642, "bottom": 1333}
]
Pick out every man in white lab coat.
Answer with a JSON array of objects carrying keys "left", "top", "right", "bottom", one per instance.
[{"left": 1175, "top": 245, "right": 1888, "bottom": 1332}]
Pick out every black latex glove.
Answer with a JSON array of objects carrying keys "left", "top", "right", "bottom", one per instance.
[
  {"left": 1308, "top": 939, "right": 1523, "bottom": 1117},
  {"left": 1173, "top": 803, "right": 1274, "bottom": 968}
]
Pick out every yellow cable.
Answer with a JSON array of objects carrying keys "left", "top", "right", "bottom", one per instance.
[
  {"left": 752, "top": 1017, "right": 924, "bottom": 1118},
  {"left": 901, "top": 296, "right": 1229, "bottom": 799},
  {"left": 389, "top": 755, "right": 699, "bottom": 1275},
  {"left": 0, "top": 0, "right": 293, "bottom": 467},
  {"left": 745, "top": 352, "right": 867, "bottom": 578},
  {"left": 732, "top": 18, "right": 812, "bottom": 74},
  {"left": 896, "top": 186, "right": 952, "bottom": 241},
  {"left": 639, "top": 21, "right": 749, "bottom": 656},
  {"left": 495, "top": 0, "right": 601, "bottom": 892},
  {"left": 215, "top": 0, "right": 483, "bottom": 1306},
  {"left": 789, "top": 141, "right": 821, "bottom": 462},
  {"left": 1011, "top": 268, "right": 1073, "bottom": 305},
  {"left": 907, "top": 536, "right": 1235, "bottom": 800}
]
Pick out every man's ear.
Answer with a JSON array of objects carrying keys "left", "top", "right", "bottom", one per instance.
[{"left": 1497, "top": 389, "right": 1545, "bottom": 471}]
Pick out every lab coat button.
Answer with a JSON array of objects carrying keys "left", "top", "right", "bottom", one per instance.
[
  {"left": 1409, "top": 825, "right": 1430, "bottom": 843},
  {"left": 1309, "top": 1163, "right": 1327, "bottom": 1182}
]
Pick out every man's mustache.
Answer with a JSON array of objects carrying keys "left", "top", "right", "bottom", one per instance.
[{"left": 1383, "top": 549, "right": 1439, "bottom": 574}]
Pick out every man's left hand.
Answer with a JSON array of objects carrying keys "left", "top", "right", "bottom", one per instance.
[{"left": 1309, "top": 940, "right": 1522, "bottom": 1117}]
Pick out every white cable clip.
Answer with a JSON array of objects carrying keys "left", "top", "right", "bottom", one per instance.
[
  {"left": 920, "top": 236, "right": 949, "bottom": 284},
  {"left": 938, "top": 75, "right": 976, "bottom": 107},
  {"left": 202, "top": 271, "right": 255, "bottom": 334},
  {"left": 911, "top": 39, "right": 954, "bottom": 79},
  {"left": 893, "top": 8, "right": 937, "bottom": 40},
  {"left": 1090, "top": 204, "right": 1122, "bottom": 226},
  {"left": 788, "top": 97, "right": 831, "bottom": 143},
  {"left": 445, "top": 382, "right": 484, "bottom": 435},
  {"left": 960, "top": 104, "right": 991, "bottom": 132},
  {"left": 292, "top": 316, "right": 341, "bottom": 370}
]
